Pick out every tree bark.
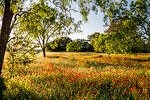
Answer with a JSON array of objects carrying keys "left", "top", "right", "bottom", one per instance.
[
  {"left": 42, "top": 47, "right": 46, "bottom": 57},
  {"left": 0, "top": 0, "right": 14, "bottom": 75}
]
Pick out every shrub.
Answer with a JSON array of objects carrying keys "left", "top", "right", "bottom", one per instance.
[
  {"left": 66, "top": 41, "right": 81, "bottom": 52},
  {"left": 80, "top": 41, "right": 94, "bottom": 52},
  {"left": 47, "top": 37, "right": 72, "bottom": 51}
]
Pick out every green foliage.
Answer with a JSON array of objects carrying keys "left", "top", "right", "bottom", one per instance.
[
  {"left": 102, "top": 0, "right": 150, "bottom": 52},
  {"left": 47, "top": 37, "right": 72, "bottom": 51},
  {"left": 89, "top": 33, "right": 105, "bottom": 53},
  {"left": 66, "top": 41, "right": 81, "bottom": 52},
  {"left": 88, "top": 33, "right": 101, "bottom": 51},
  {"left": 93, "top": 34, "right": 106, "bottom": 53},
  {"left": 88, "top": 32, "right": 100, "bottom": 41},
  {"left": 18, "top": 2, "right": 60, "bottom": 55},
  {"left": 74, "top": 39, "right": 94, "bottom": 52},
  {"left": 90, "top": 27, "right": 145, "bottom": 54},
  {"left": 105, "top": 20, "right": 146, "bottom": 54},
  {"left": 47, "top": 38, "right": 94, "bottom": 52},
  {"left": 6, "top": 35, "right": 38, "bottom": 78},
  {"left": 80, "top": 41, "right": 94, "bottom": 52},
  {"left": 18, "top": 1, "right": 83, "bottom": 57}
]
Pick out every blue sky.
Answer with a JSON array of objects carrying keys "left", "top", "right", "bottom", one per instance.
[{"left": 68, "top": 11, "right": 106, "bottom": 40}]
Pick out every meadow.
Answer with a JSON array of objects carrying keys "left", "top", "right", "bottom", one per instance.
[{"left": 1, "top": 52, "right": 150, "bottom": 100}]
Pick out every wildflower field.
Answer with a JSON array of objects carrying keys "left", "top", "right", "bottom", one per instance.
[{"left": 1, "top": 52, "right": 150, "bottom": 100}]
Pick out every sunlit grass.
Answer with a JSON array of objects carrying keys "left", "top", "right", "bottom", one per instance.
[{"left": 1, "top": 52, "right": 150, "bottom": 100}]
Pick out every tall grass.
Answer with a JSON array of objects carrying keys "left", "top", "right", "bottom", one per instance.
[{"left": 1, "top": 52, "right": 150, "bottom": 100}]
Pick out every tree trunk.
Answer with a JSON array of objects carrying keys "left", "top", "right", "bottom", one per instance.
[
  {"left": 42, "top": 47, "right": 46, "bottom": 57},
  {"left": 0, "top": 0, "right": 14, "bottom": 75},
  {"left": 42, "top": 39, "right": 46, "bottom": 57}
]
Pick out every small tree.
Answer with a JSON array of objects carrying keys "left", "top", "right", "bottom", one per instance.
[
  {"left": 66, "top": 41, "right": 81, "bottom": 52},
  {"left": 6, "top": 35, "right": 38, "bottom": 78},
  {"left": 19, "top": 1, "right": 82, "bottom": 57}
]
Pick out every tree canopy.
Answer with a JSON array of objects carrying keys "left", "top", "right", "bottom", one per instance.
[
  {"left": 103, "top": 0, "right": 150, "bottom": 41},
  {"left": 17, "top": 0, "right": 83, "bottom": 57}
]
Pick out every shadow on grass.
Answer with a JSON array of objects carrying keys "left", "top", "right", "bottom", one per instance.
[
  {"left": 2, "top": 82, "right": 42, "bottom": 100},
  {"left": 110, "top": 56, "right": 150, "bottom": 62},
  {"left": 0, "top": 76, "right": 6, "bottom": 100},
  {"left": 47, "top": 55, "right": 61, "bottom": 58},
  {"left": 128, "top": 58, "right": 150, "bottom": 62},
  {"left": 85, "top": 61, "right": 118, "bottom": 69},
  {"left": 0, "top": 76, "right": 44, "bottom": 100}
]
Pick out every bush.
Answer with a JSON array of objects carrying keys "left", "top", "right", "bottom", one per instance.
[
  {"left": 80, "top": 41, "right": 94, "bottom": 52},
  {"left": 66, "top": 41, "right": 81, "bottom": 52},
  {"left": 47, "top": 37, "right": 72, "bottom": 51}
]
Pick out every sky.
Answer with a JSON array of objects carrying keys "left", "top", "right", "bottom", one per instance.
[
  {"left": 68, "top": 11, "right": 106, "bottom": 40},
  {"left": 68, "top": 0, "right": 134, "bottom": 40}
]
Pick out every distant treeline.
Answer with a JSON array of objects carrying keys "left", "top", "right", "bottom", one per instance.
[
  {"left": 46, "top": 37, "right": 94, "bottom": 52},
  {"left": 46, "top": 32, "right": 150, "bottom": 54}
]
